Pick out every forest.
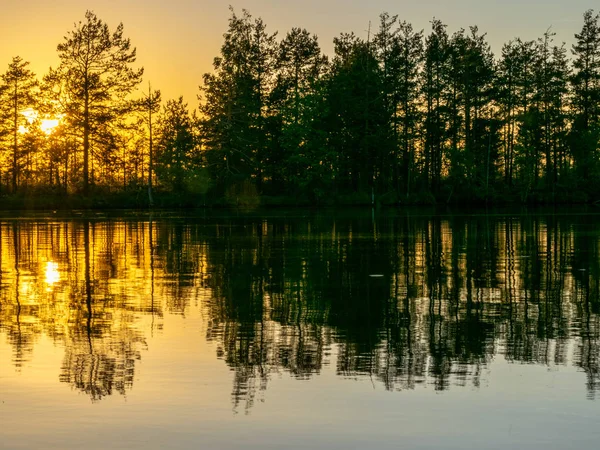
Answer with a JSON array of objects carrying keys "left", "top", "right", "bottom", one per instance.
[{"left": 0, "top": 9, "right": 599, "bottom": 207}]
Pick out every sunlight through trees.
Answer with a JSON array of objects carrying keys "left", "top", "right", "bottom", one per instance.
[{"left": 0, "top": 9, "right": 599, "bottom": 205}]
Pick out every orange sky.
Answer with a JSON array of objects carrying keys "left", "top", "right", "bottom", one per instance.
[{"left": 1, "top": 0, "right": 597, "bottom": 107}]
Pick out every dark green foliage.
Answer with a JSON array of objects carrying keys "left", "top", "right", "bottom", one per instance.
[
  {"left": 155, "top": 97, "right": 198, "bottom": 193},
  {"left": 570, "top": 10, "right": 600, "bottom": 185},
  {"left": 199, "top": 8, "right": 278, "bottom": 195},
  {"left": 3, "top": 9, "right": 600, "bottom": 207},
  {"left": 271, "top": 27, "right": 329, "bottom": 199},
  {"left": 324, "top": 33, "right": 394, "bottom": 195},
  {"left": 374, "top": 14, "right": 424, "bottom": 198},
  {"left": 422, "top": 19, "right": 450, "bottom": 196}
]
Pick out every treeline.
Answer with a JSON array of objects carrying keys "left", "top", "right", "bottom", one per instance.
[{"left": 0, "top": 9, "right": 599, "bottom": 205}]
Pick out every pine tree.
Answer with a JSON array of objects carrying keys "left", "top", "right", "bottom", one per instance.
[
  {"left": 155, "top": 97, "right": 196, "bottom": 193},
  {"left": 395, "top": 21, "right": 424, "bottom": 198},
  {"left": 272, "top": 27, "right": 328, "bottom": 196},
  {"left": 548, "top": 44, "right": 570, "bottom": 186},
  {"left": 531, "top": 32, "right": 570, "bottom": 191},
  {"left": 138, "top": 85, "right": 161, "bottom": 205},
  {"left": 422, "top": 19, "right": 450, "bottom": 195},
  {"left": 0, "top": 56, "right": 38, "bottom": 193},
  {"left": 497, "top": 39, "right": 536, "bottom": 186},
  {"left": 375, "top": 15, "right": 424, "bottom": 198},
  {"left": 200, "top": 8, "right": 277, "bottom": 194},
  {"left": 570, "top": 10, "right": 600, "bottom": 182},
  {"left": 325, "top": 33, "right": 393, "bottom": 196},
  {"left": 51, "top": 11, "right": 143, "bottom": 193}
]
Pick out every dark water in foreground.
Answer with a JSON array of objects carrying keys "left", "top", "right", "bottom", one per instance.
[{"left": 1, "top": 210, "right": 599, "bottom": 449}]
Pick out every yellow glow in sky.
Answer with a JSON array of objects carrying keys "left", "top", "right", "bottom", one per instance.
[{"left": 0, "top": 0, "right": 597, "bottom": 104}]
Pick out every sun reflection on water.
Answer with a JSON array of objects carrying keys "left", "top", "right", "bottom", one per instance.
[{"left": 45, "top": 261, "right": 60, "bottom": 287}]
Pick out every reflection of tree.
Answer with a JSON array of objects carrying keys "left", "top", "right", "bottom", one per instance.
[
  {"left": 199, "top": 212, "right": 600, "bottom": 407},
  {"left": 1, "top": 212, "right": 600, "bottom": 408},
  {"left": 571, "top": 216, "right": 600, "bottom": 398},
  {"left": 1, "top": 224, "right": 37, "bottom": 369},
  {"left": 0, "top": 220, "right": 152, "bottom": 401},
  {"left": 56, "top": 222, "right": 143, "bottom": 401}
]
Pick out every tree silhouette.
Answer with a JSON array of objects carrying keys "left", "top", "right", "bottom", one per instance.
[
  {"left": 570, "top": 10, "right": 600, "bottom": 184},
  {"left": 0, "top": 56, "right": 38, "bottom": 193},
  {"left": 0, "top": 8, "right": 599, "bottom": 204},
  {"left": 50, "top": 10, "right": 143, "bottom": 194},
  {"left": 139, "top": 84, "right": 161, "bottom": 206},
  {"left": 155, "top": 97, "right": 196, "bottom": 193}
]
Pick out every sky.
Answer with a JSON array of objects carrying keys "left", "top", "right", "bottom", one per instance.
[{"left": 0, "top": 0, "right": 598, "bottom": 105}]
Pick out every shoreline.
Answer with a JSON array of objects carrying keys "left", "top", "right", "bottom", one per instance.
[{"left": 0, "top": 190, "right": 598, "bottom": 212}]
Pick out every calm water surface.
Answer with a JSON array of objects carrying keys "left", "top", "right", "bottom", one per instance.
[{"left": 1, "top": 210, "right": 599, "bottom": 449}]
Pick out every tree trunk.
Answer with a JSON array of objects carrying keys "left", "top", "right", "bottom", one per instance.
[
  {"left": 148, "top": 85, "right": 154, "bottom": 207},
  {"left": 83, "top": 75, "right": 90, "bottom": 194},
  {"left": 12, "top": 81, "right": 18, "bottom": 193}
]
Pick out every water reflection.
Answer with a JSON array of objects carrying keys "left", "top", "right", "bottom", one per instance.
[
  {"left": 44, "top": 261, "right": 60, "bottom": 287},
  {"left": 0, "top": 212, "right": 599, "bottom": 408}
]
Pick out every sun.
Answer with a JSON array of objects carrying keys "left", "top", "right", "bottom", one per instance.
[
  {"left": 18, "top": 108, "right": 63, "bottom": 135},
  {"left": 41, "top": 118, "right": 61, "bottom": 135}
]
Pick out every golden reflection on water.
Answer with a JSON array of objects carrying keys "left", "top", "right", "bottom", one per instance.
[
  {"left": 0, "top": 212, "right": 599, "bottom": 412},
  {"left": 44, "top": 261, "right": 60, "bottom": 287}
]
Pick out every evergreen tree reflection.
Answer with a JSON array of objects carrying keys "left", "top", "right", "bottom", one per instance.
[{"left": 0, "top": 211, "right": 599, "bottom": 406}]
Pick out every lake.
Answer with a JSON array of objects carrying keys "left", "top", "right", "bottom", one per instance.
[{"left": 1, "top": 209, "right": 598, "bottom": 449}]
